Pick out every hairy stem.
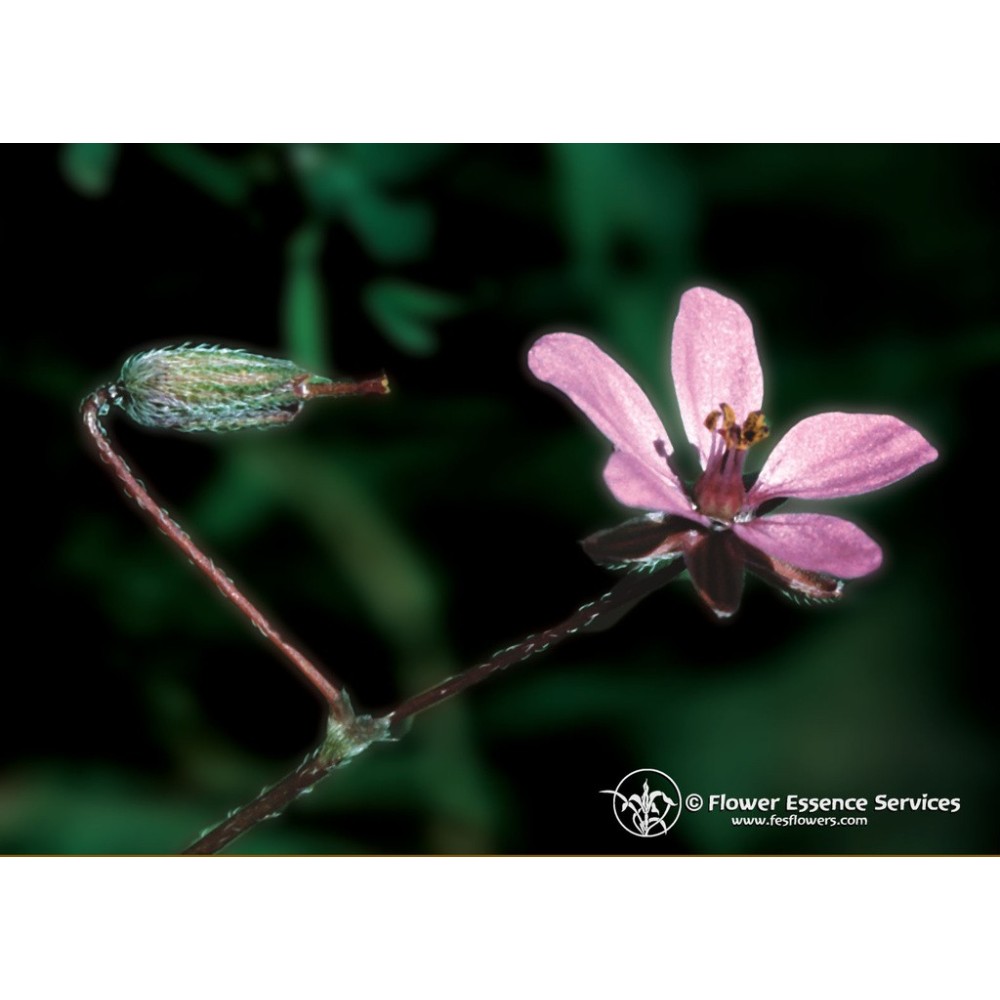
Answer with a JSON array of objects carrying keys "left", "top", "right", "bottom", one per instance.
[
  {"left": 82, "top": 387, "right": 352, "bottom": 720},
  {"left": 185, "top": 753, "right": 334, "bottom": 856},
  {"left": 180, "top": 565, "right": 681, "bottom": 854},
  {"left": 380, "top": 566, "right": 681, "bottom": 732},
  {"left": 184, "top": 713, "right": 390, "bottom": 855}
]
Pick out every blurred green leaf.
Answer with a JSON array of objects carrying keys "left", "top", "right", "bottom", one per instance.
[
  {"left": 0, "top": 769, "right": 209, "bottom": 854},
  {"left": 346, "top": 194, "right": 433, "bottom": 264},
  {"left": 363, "top": 279, "right": 460, "bottom": 355},
  {"left": 290, "top": 144, "right": 433, "bottom": 263},
  {"left": 60, "top": 143, "right": 119, "bottom": 197},
  {"left": 282, "top": 221, "right": 331, "bottom": 373},
  {"left": 347, "top": 143, "right": 451, "bottom": 186},
  {"left": 189, "top": 453, "right": 278, "bottom": 543},
  {"left": 290, "top": 144, "right": 358, "bottom": 215}
]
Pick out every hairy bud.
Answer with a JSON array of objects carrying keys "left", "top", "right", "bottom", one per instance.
[{"left": 106, "top": 345, "right": 388, "bottom": 432}]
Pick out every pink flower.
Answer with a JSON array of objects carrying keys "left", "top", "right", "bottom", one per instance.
[{"left": 528, "top": 287, "right": 938, "bottom": 619}]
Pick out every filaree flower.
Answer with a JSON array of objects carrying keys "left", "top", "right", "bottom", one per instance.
[{"left": 528, "top": 287, "right": 938, "bottom": 619}]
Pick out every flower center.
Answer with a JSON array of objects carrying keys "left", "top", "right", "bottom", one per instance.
[{"left": 692, "top": 403, "right": 770, "bottom": 523}]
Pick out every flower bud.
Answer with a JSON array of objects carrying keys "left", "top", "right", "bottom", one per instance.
[{"left": 109, "top": 345, "right": 387, "bottom": 432}]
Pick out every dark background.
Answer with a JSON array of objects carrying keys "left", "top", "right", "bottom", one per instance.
[{"left": 3, "top": 144, "right": 995, "bottom": 853}]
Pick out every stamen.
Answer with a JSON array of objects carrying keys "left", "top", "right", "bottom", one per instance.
[
  {"left": 695, "top": 402, "right": 770, "bottom": 523},
  {"left": 740, "top": 410, "right": 770, "bottom": 449},
  {"left": 704, "top": 403, "right": 770, "bottom": 452}
]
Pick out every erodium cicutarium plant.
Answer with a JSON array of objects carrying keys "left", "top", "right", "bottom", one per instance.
[{"left": 82, "top": 290, "right": 936, "bottom": 853}]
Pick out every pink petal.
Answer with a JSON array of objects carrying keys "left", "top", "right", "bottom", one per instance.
[
  {"left": 747, "top": 413, "right": 938, "bottom": 505},
  {"left": 604, "top": 452, "right": 701, "bottom": 517},
  {"left": 670, "top": 287, "right": 764, "bottom": 467},
  {"left": 529, "top": 333, "right": 692, "bottom": 515},
  {"left": 734, "top": 514, "right": 883, "bottom": 578}
]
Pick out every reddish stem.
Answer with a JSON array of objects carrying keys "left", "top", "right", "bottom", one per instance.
[
  {"left": 296, "top": 373, "right": 390, "bottom": 400},
  {"left": 380, "top": 566, "right": 681, "bottom": 732},
  {"left": 82, "top": 387, "right": 352, "bottom": 720},
  {"left": 180, "top": 566, "right": 681, "bottom": 854},
  {"left": 184, "top": 752, "right": 332, "bottom": 856}
]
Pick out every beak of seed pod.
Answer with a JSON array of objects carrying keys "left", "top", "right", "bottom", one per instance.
[{"left": 104, "top": 345, "right": 389, "bottom": 433}]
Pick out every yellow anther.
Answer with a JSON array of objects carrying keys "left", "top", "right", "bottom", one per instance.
[
  {"left": 739, "top": 410, "right": 770, "bottom": 450},
  {"left": 704, "top": 404, "right": 770, "bottom": 451}
]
